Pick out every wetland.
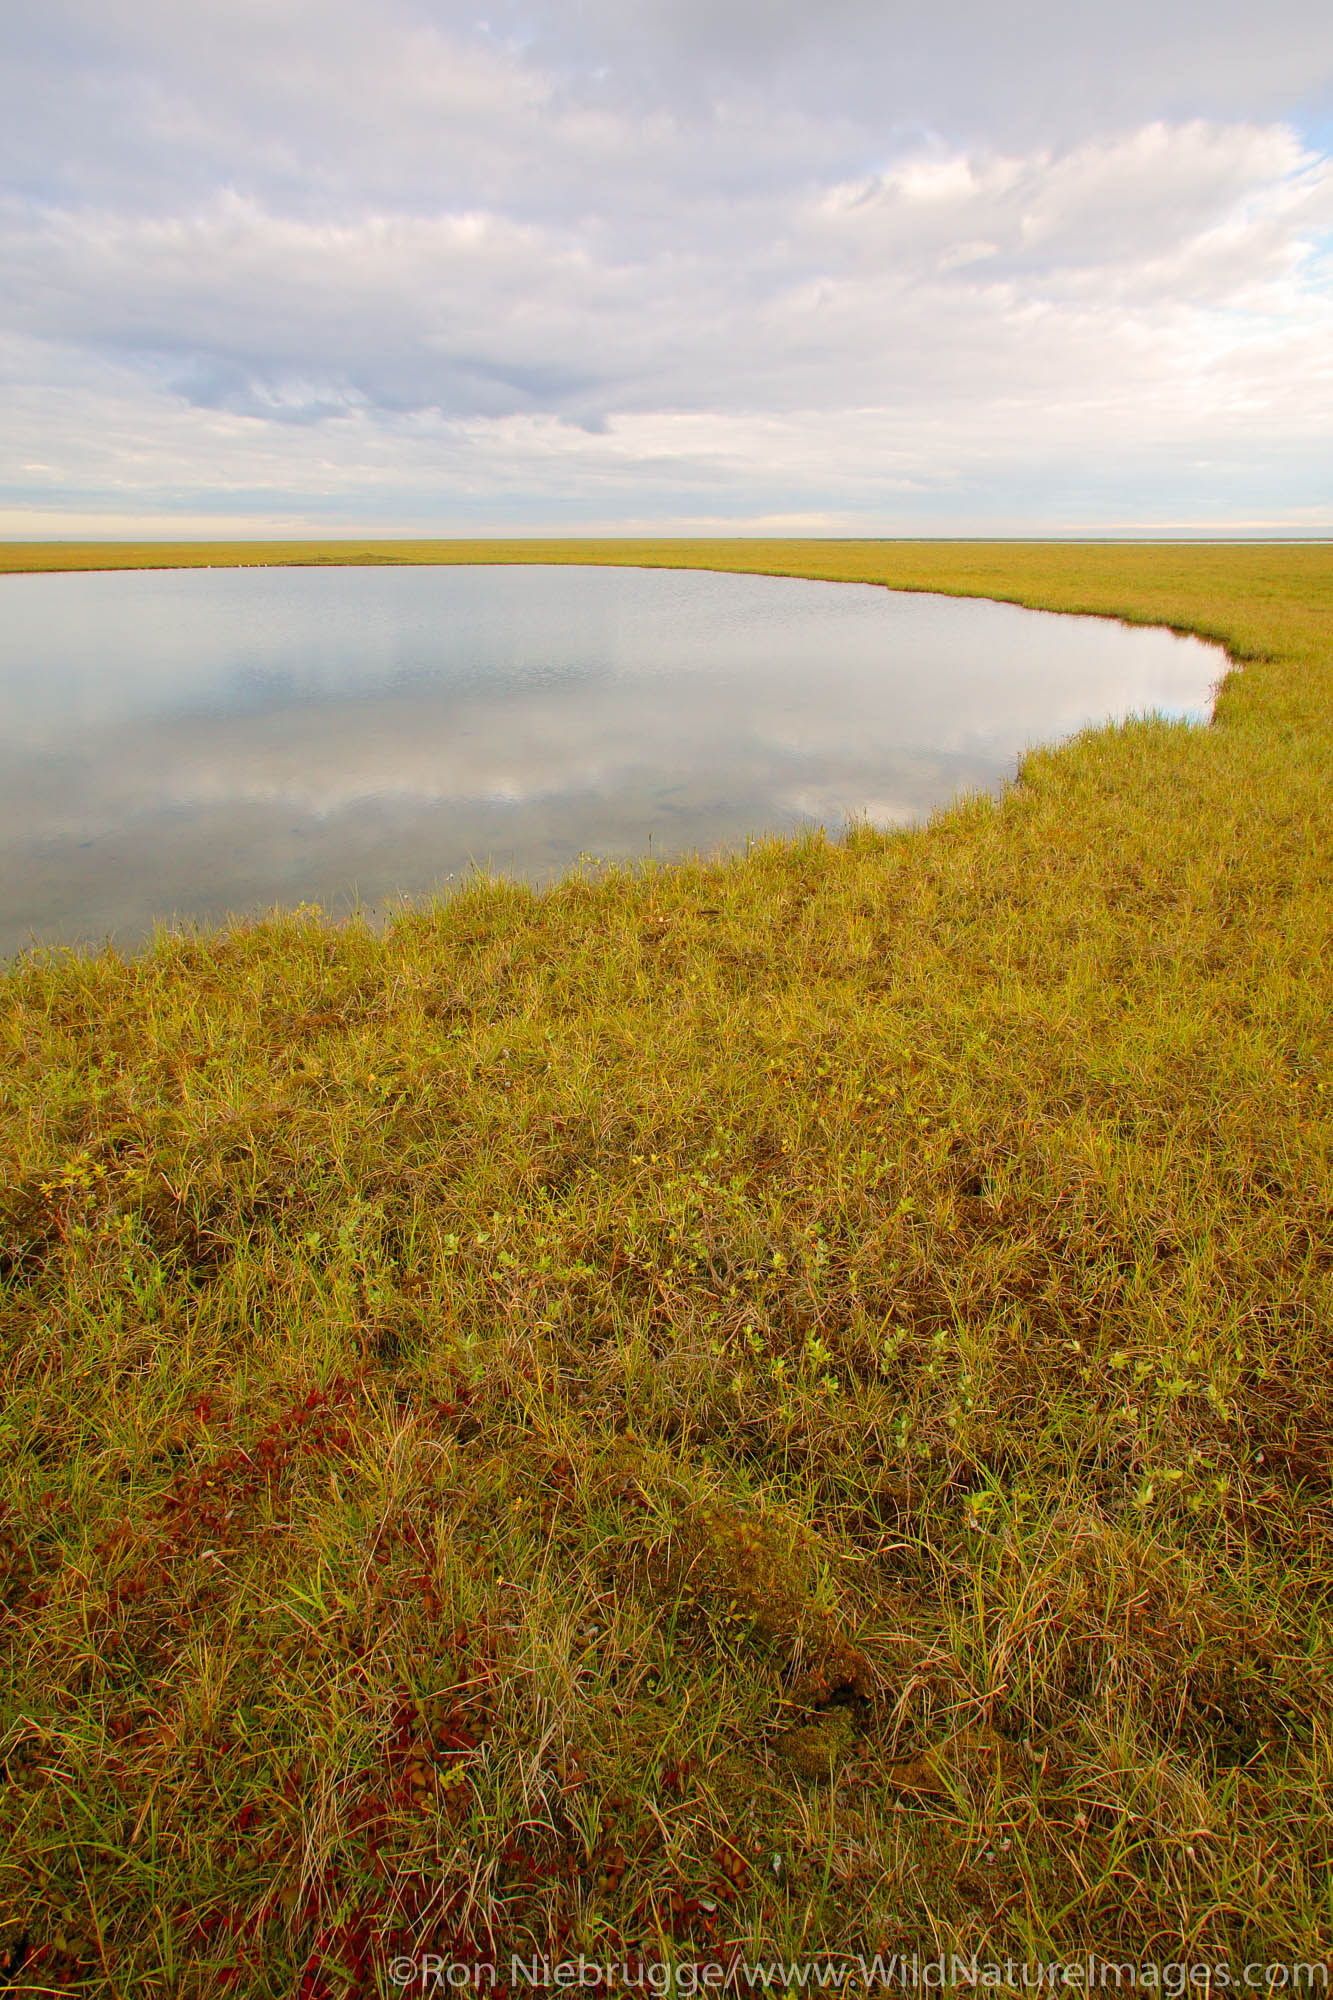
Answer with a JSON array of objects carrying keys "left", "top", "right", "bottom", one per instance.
[{"left": 0, "top": 560, "right": 1219, "bottom": 956}]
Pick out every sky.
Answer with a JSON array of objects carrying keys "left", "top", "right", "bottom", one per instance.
[{"left": 3, "top": 0, "right": 1332, "bottom": 538}]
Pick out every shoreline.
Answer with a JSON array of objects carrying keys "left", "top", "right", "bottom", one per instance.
[{"left": 2, "top": 540, "right": 1331, "bottom": 1966}]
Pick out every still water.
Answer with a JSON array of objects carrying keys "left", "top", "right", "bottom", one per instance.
[{"left": 0, "top": 563, "right": 1223, "bottom": 958}]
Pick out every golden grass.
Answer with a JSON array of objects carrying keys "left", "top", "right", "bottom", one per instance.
[{"left": 1, "top": 539, "right": 1332, "bottom": 1987}]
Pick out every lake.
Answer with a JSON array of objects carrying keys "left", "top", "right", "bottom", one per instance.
[{"left": 0, "top": 562, "right": 1223, "bottom": 959}]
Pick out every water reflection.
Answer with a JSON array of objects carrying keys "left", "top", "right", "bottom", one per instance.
[{"left": 0, "top": 563, "right": 1223, "bottom": 957}]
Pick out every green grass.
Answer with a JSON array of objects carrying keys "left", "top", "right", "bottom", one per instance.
[{"left": 1, "top": 540, "right": 1332, "bottom": 1989}]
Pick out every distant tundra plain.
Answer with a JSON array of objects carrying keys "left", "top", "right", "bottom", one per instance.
[{"left": 1, "top": 539, "right": 1330, "bottom": 1979}]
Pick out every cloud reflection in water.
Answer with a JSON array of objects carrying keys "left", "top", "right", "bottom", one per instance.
[{"left": 0, "top": 563, "right": 1222, "bottom": 956}]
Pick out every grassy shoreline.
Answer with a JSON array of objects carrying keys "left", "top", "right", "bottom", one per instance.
[{"left": 2, "top": 542, "right": 1332, "bottom": 1985}]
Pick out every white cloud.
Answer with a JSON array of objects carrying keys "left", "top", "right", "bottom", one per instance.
[{"left": 1, "top": 2, "right": 1331, "bottom": 532}]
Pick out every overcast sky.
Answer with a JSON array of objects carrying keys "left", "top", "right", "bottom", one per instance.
[{"left": 3, "top": 0, "right": 1332, "bottom": 536}]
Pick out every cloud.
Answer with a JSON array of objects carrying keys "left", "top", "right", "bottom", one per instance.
[{"left": 1, "top": 0, "right": 1331, "bottom": 532}]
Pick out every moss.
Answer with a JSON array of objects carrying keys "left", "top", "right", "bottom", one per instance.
[{"left": 775, "top": 1710, "right": 856, "bottom": 1781}]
